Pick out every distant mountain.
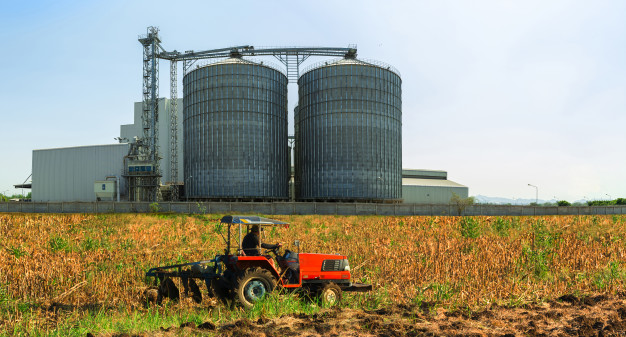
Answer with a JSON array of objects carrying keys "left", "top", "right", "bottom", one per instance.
[
  {"left": 471, "top": 195, "right": 584, "bottom": 205},
  {"left": 473, "top": 195, "right": 532, "bottom": 205}
]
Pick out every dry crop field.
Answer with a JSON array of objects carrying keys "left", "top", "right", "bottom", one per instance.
[{"left": 1, "top": 213, "right": 626, "bottom": 336}]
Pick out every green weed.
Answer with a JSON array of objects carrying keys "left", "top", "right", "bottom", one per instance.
[
  {"left": 6, "top": 245, "right": 28, "bottom": 258},
  {"left": 425, "top": 282, "right": 458, "bottom": 302},
  {"left": 81, "top": 237, "right": 98, "bottom": 251},
  {"left": 491, "top": 217, "right": 511, "bottom": 237},
  {"left": 459, "top": 217, "right": 480, "bottom": 239},
  {"left": 593, "top": 261, "right": 625, "bottom": 290},
  {"left": 518, "top": 219, "right": 560, "bottom": 279},
  {"left": 48, "top": 236, "right": 70, "bottom": 252},
  {"left": 521, "top": 245, "right": 550, "bottom": 279}
]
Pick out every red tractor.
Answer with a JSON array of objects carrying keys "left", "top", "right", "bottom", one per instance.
[{"left": 146, "top": 215, "right": 371, "bottom": 308}]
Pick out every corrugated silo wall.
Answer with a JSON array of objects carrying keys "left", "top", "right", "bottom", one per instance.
[
  {"left": 296, "top": 60, "right": 402, "bottom": 201},
  {"left": 183, "top": 59, "right": 289, "bottom": 200}
]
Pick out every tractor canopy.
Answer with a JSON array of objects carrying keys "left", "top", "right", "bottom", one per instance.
[
  {"left": 220, "top": 215, "right": 289, "bottom": 226},
  {"left": 219, "top": 215, "right": 289, "bottom": 255}
]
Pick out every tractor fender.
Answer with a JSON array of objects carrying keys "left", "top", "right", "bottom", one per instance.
[{"left": 234, "top": 257, "right": 281, "bottom": 281}]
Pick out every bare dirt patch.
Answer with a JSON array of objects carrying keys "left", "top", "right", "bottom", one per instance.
[{"left": 96, "top": 294, "right": 626, "bottom": 336}]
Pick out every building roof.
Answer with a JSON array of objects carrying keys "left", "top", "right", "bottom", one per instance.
[
  {"left": 13, "top": 183, "right": 31, "bottom": 189},
  {"left": 402, "top": 178, "right": 467, "bottom": 188},
  {"left": 34, "top": 143, "right": 129, "bottom": 152},
  {"left": 402, "top": 169, "right": 447, "bottom": 180}
]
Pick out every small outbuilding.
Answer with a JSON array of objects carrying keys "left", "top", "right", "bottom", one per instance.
[{"left": 402, "top": 169, "right": 468, "bottom": 204}]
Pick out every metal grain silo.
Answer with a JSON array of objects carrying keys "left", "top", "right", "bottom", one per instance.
[
  {"left": 183, "top": 57, "right": 289, "bottom": 200},
  {"left": 295, "top": 58, "right": 402, "bottom": 201}
]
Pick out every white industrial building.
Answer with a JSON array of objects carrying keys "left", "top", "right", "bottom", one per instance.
[
  {"left": 119, "top": 98, "right": 183, "bottom": 185},
  {"left": 32, "top": 144, "right": 129, "bottom": 202},
  {"left": 31, "top": 98, "right": 468, "bottom": 203}
]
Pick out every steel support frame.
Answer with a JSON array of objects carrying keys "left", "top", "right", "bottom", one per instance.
[
  {"left": 137, "top": 26, "right": 162, "bottom": 202},
  {"left": 169, "top": 60, "right": 179, "bottom": 200},
  {"left": 273, "top": 54, "right": 310, "bottom": 82},
  {"left": 170, "top": 47, "right": 357, "bottom": 81}
]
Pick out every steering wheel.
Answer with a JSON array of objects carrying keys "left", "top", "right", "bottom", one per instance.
[{"left": 263, "top": 245, "right": 282, "bottom": 256}]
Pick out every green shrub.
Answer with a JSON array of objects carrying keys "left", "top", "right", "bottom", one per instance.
[
  {"left": 587, "top": 200, "right": 614, "bottom": 206},
  {"left": 450, "top": 193, "right": 475, "bottom": 216},
  {"left": 149, "top": 202, "right": 161, "bottom": 213},
  {"left": 557, "top": 200, "right": 571, "bottom": 207}
]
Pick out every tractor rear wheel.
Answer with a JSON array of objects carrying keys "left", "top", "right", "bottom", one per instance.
[
  {"left": 319, "top": 283, "right": 342, "bottom": 307},
  {"left": 234, "top": 268, "right": 277, "bottom": 309}
]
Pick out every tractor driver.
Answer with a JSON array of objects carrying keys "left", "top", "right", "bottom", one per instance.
[{"left": 241, "top": 225, "right": 282, "bottom": 256}]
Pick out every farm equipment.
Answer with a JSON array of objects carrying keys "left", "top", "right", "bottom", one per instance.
[{"left": 146, "top": 215, "right": 372, "bottom": 308}]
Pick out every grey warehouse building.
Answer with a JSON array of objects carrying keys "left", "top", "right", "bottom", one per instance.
[{"left": 32, "top": 144, "right": 129, "bottom": 202}]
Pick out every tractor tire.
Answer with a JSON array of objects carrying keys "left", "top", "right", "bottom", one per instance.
[
  {"left": 318, "top": 283, "right": 342, "bottom": 307},
  {"left": 233, "top": 268, "right": 277, "bottom": 309}
]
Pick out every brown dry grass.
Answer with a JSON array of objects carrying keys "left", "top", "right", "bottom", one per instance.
[{"left": 1, "top": 213, "right": 626, "bottom": 333}]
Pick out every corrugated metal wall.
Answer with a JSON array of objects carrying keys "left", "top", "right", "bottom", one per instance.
[{"left": 32, "top": 144, "right": 129, "bottom": 202}]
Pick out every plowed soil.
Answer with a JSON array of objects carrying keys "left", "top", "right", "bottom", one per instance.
[{"left": 97, "top": 294, "right": 626, "bottom": 337}]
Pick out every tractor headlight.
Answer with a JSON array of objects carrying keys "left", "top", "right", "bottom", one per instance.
[{"left": 343, "top": 259, "right": 350, "bottom": 271}]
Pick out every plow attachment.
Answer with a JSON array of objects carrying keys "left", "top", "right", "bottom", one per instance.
[{"left": 146, "top": 257, "right": 224, "bottom": 305}]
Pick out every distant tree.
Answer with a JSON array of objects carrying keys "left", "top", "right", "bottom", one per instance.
[
  {"left": 616, "top": 198, "right": 626, "bottom": 205},
  {"left": 5, "top": 192, "right": 32, "bottom": 200},
  {"left": 450, "top": 193, "right": 476, "bottom": 216},
  {"left": 557, "top": 200, "right": 571, "bottom": 207},
  {"left": 587, "top": 200, "right": 614, "bottom": 206}
]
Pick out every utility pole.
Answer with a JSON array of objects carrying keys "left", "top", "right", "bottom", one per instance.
[{"left": 528, "top": 184, "right": 538, "bottom": 204}]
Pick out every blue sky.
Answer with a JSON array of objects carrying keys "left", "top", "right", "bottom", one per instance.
[{"left": 0, "top": 0, "right": 624, "bottom": 201}]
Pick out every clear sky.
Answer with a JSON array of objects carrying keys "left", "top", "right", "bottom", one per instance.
[{"left": 0, "top": 0, "right": 624, "bottom": 202}]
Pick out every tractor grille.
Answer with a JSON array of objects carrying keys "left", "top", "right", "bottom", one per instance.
[{"left": 321, "top": 259, "right": 345, "bottom": 271}]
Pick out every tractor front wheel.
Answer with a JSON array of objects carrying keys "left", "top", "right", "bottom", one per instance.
[
  {"left": 234, "top": 268, "right": 277, "bottom": 309},
  {"left": 319, "top": 283, "right": 342, "bottom": 307}
]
